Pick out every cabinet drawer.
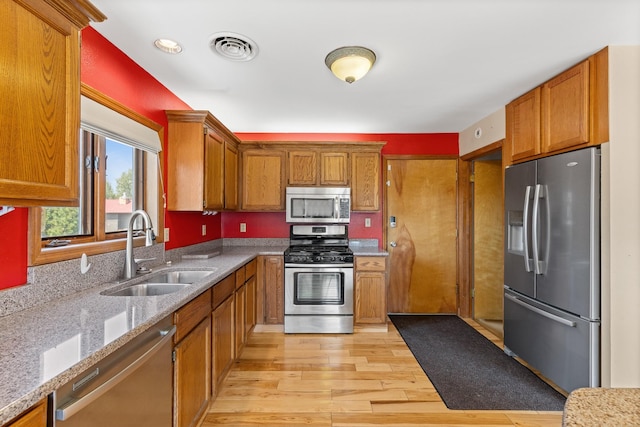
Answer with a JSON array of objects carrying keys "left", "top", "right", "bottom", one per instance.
[
  {"left": 245, "top": 258, "right": 257, "bottom": 279},
  {"left": 174, "top": 289, "right": 212, "bottom": 343},
  {"left": 355, "top": 256, "right": 386, "bottom": 271},
  {"left": 213, "top": 274, "right": 236, "bottom": 309}
]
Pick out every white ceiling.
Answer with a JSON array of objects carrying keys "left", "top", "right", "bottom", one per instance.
[{"left": 89, "top": 0, "right": 640, "bottom": 134}]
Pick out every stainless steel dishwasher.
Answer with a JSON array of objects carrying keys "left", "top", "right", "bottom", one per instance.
[{"left": 53, "top": 316, "right": 176, "bottom": 427}]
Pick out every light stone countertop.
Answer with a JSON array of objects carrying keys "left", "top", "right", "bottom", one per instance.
[
  {"left": 0, "top": 245, "right": 286, "bottom": 426},
  {"left": 563, "top": 387, "right": 640, "bottom": 426}
]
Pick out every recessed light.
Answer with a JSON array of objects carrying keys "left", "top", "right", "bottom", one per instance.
[{"left": 154, "top": 38, "right": 183, "bottom": 54}]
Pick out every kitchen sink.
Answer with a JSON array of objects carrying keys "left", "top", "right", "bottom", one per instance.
[
  {"left": 101, "top": 269, "right": 216, "bottom": 297},
  {"left": 103, "top": 283, "right": 190, "bottom": 297}
]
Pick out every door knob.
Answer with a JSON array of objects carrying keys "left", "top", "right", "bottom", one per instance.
[{"left": 390, "top": 241, "right": 397, "bottom": 247}]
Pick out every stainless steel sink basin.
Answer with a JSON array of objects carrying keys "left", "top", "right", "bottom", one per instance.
[
  {"left": 101, "top": 269, "right": 216, "bottom": 296},
  {"left": 139, "top": 270, "right": 214, "bottom": 284},
  {"left": 104, "top": 283, "right": 190, "bottom": 296}
]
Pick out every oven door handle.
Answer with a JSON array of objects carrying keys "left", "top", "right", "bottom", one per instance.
[{"left": 285, "top": 263, "right": 353, "bottom": 268}]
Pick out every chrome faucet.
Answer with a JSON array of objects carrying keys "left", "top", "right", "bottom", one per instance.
[{"left": 124, "top": 209, "right": 155, "bottom": 280}]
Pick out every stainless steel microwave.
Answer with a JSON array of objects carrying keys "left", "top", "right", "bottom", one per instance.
[{"left": 285, "top": 187, "right": 350, "bottom": 223}]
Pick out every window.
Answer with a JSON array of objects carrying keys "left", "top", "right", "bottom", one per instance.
[{"left": 29, "top": 85, "right": 164, "bottom": 265}]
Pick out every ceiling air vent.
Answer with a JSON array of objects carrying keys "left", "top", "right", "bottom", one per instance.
[{"left": 209, "top": 32, "right": 258, "bottom": 61}]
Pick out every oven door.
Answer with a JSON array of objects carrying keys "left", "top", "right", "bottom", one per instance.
[{"left": 285, "top": 264, "right": 353, "bottom": 315}]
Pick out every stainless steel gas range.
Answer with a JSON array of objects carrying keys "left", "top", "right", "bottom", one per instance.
[{"left": 283, "top": 224, "right": 354, "bottom": 334}]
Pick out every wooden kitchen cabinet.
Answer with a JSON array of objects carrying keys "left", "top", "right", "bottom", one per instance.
[
  {"left": 288, "top": 150, "right": 318, "bottom": 185},
  {"left": 541, "top": 60, "right": 589, "bottom": 153},
  {"left": 5, "top": 399, "right": 46, "bottom": 427},
  {"left": 224, "top": 141, "right": 239, "bottom": 210},
  {"left": 241, "top": 149, "right": 286, "bottom": 210},
  {"left": 354, "top": 256, "right": 388, "bottom": 326},
  {"left": 320, "top": 151, "right": 350, "bottom": 186},
  {"left": 212, "top": 274, "right": 235, "bottom": 395},
  {"left": 259, "top": 255, "right": 284, "bottom": 324},
  {"left": 506, "top": 87, "right": 542, "bottom": 162},
  {"left": 234, "top": 273, "right": 247, "bottom": 356},
  {"left": 173, "top": 290, "right": 212, "bottom": 427},
  {"left": 166, "top": 110, "right": 240, "bottom": 211},
  {"left": 287, "top": 150, "right": 349, "bottom": 186},
  {"left": 235, "top": 259, "right": 257, "bottom": 356},
  {"left": 506, "top": 48, "right": 609, "bottom": 165},
  {"left": 0, "top": 0, "right": 104, "bottom": 206},
  {"left": 351, "top": 151, "right": 381, "bottom": 211}
]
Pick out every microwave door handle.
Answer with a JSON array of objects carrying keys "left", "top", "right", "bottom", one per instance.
[{"left": 335, "top": 196, "right": 339, "bottom": 219}]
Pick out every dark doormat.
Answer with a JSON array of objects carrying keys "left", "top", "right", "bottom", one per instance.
[{"left": 389, "top": 314, "right": 566, "bottom": 411}]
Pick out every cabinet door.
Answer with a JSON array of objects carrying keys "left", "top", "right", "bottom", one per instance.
[
  {"left": 507, "top": 87, "right": 541, "bottom": 161},
  {"left": 0, "top": 0, "right": 82, "bottom": 205},
  {"left": 288, "top": 151, "right": 318, "bottom": 185},
  {"left": 320, "top": 152, "right": 349, "bottom": 186},
  {"left": 234, "top": 283, "right": 246, "bottom": 356},
  {"left": 224, "top": 141, "right": 239, "bottom": 210},
  {"left": 212, "top": 295, "right": 234, "bottom": 395},
  {"left": 351, "top": 152, "right": 380, "bottom": 211},
  {"left": 355, "top": 271, "right": 387, "bottom": 325},
  {"left": 245, "top": 274, "right": 257, "bottom": 334},
  {"left": 174, "top": 317, "right": 211, "bottom": 427},
  {"left": 354, "top": 257, "right": 387, "bottom": 325},
  {"left": 542, "top": 60, "right": 590, "bottom": 153},
  {"left": 263, "top": 256, "right": 284, "bottom": 324},
  {"left": 6, "top": 400, "right": 46, "bottom": 427},
  {"left": 167, "top": 119, "right": 206, "bottom": 211},
  {"left": 242, "top": 149, "right": 286, "bottom": 210},
  {"left": 204, "top": 128, "right": 224, "bottom": 210}
]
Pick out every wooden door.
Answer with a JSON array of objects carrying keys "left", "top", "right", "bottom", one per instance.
[
  {"left": 472, "top": 159, "right": 504, "bottom": 322},
  {"left": 386, "top": 158, "right": 458, "bottom": 313}
]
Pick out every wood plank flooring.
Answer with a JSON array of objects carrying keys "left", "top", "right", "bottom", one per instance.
[{"left": 201, "top": 319, "right": 563, "bottom": 427}]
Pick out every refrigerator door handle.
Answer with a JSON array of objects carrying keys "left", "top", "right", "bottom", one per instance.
[
  {"left": 523, "top": 186, "right": 533, "bottom": 272},
  {"left": 531, "top": 184, "right": 548, "bottom": 275},
  {"left": 505, "top": 293, "right": 576, "bottom": 328}
]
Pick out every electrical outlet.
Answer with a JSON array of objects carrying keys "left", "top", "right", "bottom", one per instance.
[
  {"left": 164, "top": 228, "right": 170, "bottom": 241},
  {"left": 240, "top": 223, "right": 247, "bottom": 233},
  {"left": 202, "top": 224, "right": 207, "bottom": 236},
  {"left": 365, "top": 218, "right": 371, "bottom": 228}
]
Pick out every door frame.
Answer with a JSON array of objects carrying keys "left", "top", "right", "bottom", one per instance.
[{"left": 457, "top": 140, "right": 506, "bottom": 317}]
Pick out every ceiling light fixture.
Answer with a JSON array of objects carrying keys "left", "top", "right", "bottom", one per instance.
[
  {"left": 154, "top": 38, "right": 183, "bottom": 54},
  {"left": 325, "top": 46, "right": 376, "bottom": 84}
]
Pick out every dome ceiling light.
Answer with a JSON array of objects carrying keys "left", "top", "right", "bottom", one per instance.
[{"left": 325, "top": 46, "right": 376, "bottom": 84}]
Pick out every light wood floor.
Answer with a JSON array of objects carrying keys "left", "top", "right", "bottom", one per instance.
[{"left": 201, "top": 319, "right": 563, "bottom": 427}]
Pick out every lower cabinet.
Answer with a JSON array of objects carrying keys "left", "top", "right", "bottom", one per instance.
[
  {"left": 173, "top": 318, "right": 211, "bottom": 427},
  {"left": 354, "top": 256, "right": 388, "bottom": 326},
  {"left": 212, "top": 273, "right": 236, "bottom": 396},
  {"left": 173, "top": 290, "right": 212, "bottom": 427},
  {"left": 5, "top": 399, "right": 46, "bottom": 427},
  {"left": 260, "top": 256, "right": 284, "bottom": 324}
]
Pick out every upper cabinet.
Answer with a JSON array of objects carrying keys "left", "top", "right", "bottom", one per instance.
[
  {"left": 287, "top": 150, "right": 350, "bottom": 186},
  {"left": 506, "top": 48, "right": 609, "bottom": 164},
  {"left": 506, "top": 88, "right": 541, "bottom": 162},
  {"left": 351, "top": 151, "right": 380, "bottom": 211},
  {"left": 166, "top": 110, "right": 240, "bottom": 211},
  {"left": 240, "top": 142, "right": 384, "bottom": 212},
  {"left": 0, "top": 0, "right": 105, "bottom": 206},
  {"left": 241, "top": 148, "right": 286, "bottom": 211}
]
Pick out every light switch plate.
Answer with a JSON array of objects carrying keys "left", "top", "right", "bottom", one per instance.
[
  {"left": 365, "top": 218, "right": 371, "bottom": 228},
  {"left": 164, "top": 228, "right": 170, "bottom": 241},
  {"left": 240, "top": 223, "right": 247, "bottom": 233},
  {"left": 202, "top": 224, "right": 207, "bottom": 236}
]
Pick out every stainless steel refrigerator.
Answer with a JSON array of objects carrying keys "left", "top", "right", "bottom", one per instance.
[{"left": 504, "top": 147, "right": 600, "bottom": 393}]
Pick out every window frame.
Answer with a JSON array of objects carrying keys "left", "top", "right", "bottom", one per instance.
[{"left": 28, "top": 84, "right": 165, "bottom": 266}]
